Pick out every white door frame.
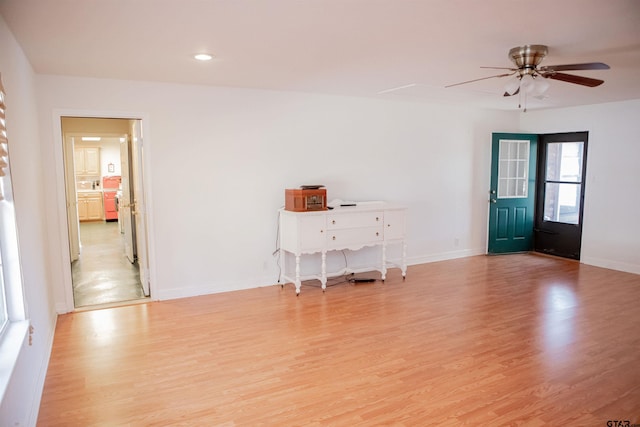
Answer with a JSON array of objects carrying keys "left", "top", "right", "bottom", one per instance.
[{"left": 51, "top": 109, "right": 156, "bottom": 313}]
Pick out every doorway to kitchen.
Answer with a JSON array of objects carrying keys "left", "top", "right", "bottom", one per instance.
[{"left": 62, "top": 117, "right": 150, "bottom": 308}]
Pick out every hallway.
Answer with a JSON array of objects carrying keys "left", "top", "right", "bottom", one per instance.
[{"left": 72, "top": 221, "right": 146, "bottom": 307}]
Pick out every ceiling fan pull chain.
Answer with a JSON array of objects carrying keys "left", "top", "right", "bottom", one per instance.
[{"left": 518, "top": 87, "right": 522, "bottom": 109}]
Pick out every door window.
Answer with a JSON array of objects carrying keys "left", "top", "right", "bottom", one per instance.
[
  {"left": 543, "top": 142, "right": 584, "bottom": 225},
  {"left": 498, "top": 139, "right": 530, "bottom": 198}
]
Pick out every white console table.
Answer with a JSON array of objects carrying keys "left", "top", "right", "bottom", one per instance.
[{"left": 278, "top": 202, "right": 407, "bottom": 294}]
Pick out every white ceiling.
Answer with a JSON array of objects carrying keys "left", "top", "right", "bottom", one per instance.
[{"left": 1, "top": 0, "right": 639, "bottom": 111}]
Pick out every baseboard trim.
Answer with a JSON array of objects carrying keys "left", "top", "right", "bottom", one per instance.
[
  {"left": 580, "top": 256, "right": 640, "bottom": 275},
  {"left": 407, "top": 248, "right": 486, "bottom": 266},
  {"left": 156, "top": 276, "right": 274, "bottom": 301}
]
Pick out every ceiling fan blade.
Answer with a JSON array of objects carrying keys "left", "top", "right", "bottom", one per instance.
[
  {"left": 480, "top": 66, "right": 518, "bottom": 71},
  {"left": 503, "top": 87, "right": 520, "bottom": 97},
  {"left": 540, "top": 62, "right": 610, "bottom": 72},
  {"left": 545, "top": 72, "right": 604, "bottom": 87},
  {"left": 377, "top": 83, "right": 417, "bottom": 95},
  {"left": 445, "top": 72, "right": 514, "bottom": 88}
]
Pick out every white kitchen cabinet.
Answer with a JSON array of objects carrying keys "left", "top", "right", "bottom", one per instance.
[
  {"left": 279, "top": 202, "right": 407, "bottom": 294},
  {"left": 77, "top": 191, "right": 103, "bottom": 221},
  {"left": 74, "top": 147, "right": 100, "bottom": 176}
]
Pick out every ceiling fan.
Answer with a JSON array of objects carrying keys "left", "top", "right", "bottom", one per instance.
[{"left": 446, "top": 45, "right": 610, "bottom": 104}]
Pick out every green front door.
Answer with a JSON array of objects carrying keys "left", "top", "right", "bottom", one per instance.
[{"left": 488, "top": 133, "right": 538, "bottom": 254}]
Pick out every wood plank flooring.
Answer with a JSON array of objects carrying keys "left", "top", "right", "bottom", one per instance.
[{"left": 38, "top": 254, "right": 640, "bottom": 426}]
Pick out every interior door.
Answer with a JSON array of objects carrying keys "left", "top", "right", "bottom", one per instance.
[
  {"left": 130, "top": 120, "right": 149, "bottom": 296},
  {"left": 120, "top": 135, "right": 137, "bottom": 264},
  {"left": 534, "top": 132, "right": 588, "bottom": 260},
  {"left": 487, "top": 133, "right": 538, "bottom": 254},
  {"left": 63, "top": 136, "right": 80, "bottom": 262}
]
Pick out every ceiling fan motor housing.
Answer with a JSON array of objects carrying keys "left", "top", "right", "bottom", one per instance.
[{"left": 509, "top": 45, "right": 548, "bottom": 76}]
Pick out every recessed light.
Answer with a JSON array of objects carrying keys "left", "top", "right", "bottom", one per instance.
[
  {"left": 81, "top": 137, "right": 101, "bottom": 141},
  {"left": 194, "top": 53, "right": 213, "bottom": 61}
]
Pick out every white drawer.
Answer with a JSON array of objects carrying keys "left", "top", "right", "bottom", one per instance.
[
  {"left": 327, "top": 226, "right": 383, "bottom": 249},
  {"left": 327, "top": 211, "right": 383, "bottom": 229}
]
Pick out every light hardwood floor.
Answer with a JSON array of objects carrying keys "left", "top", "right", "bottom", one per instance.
[{"left": 38, "top": 254, "right": 640, "bottom": 426}]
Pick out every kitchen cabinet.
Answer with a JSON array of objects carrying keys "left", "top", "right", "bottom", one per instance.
[
  {"left": 74, "top": 147, "right": 100, "bottom": 176},
  {"left": 77, "top": 191, "right": 103, "bottom": 221},
  {"left": 279, "top": 202, "right": 407, "bottom": 294}
]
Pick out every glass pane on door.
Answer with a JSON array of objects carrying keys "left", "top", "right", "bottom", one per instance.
[
  {"left": 543, "top": 141, "right": 584, "bottom": 225},
  {"left": 546, "top": 142, "right": 584, "bottom": 182},
  {"left": 543, "top": 182, "right": 581, "bottom": 224},
  {"left": 498, "top": 139, "right": 530, "bottom": 198}
]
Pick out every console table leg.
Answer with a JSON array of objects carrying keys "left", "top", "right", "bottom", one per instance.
[
  {"left": 321, "top": 252, "right": 327, "bottom": 291},
  {"left": 280, "top": 249, "right": 286, "bottom": 288},
  {"left": 295, "top": 255, "right": 301, "bottom": 295},
  {"left": 402, "top": 240, "right": 407, "bottom": 280},
  {"left": 381, "top": 244, "right": 387, "bottom": 282}
]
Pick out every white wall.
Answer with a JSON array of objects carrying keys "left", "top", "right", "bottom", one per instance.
[
  {"left": 0, "top": 15, "right": 57, "bottom": 427},
  {"left": 35, "top": 75, "right": 519, "bottom": 305},
  {"left": 520, "top": 100, "right": 640, "bottom": 274},
  {"left": 97, "top": 139, "right": 122, "bottom": 178}
]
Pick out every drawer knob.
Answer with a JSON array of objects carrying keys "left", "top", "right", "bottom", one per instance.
[
  {"left": 376, "top": 217, "right": 379, "bottom": 221},
  {"left": 320, "top": 229, "right": 324, "bottom": 233},
  {"left": 376, "top": 232, "right": 379, "bottom": 236},
  {"left": 332, "top": 220, "right": 336, "bottom": 225},
  {"left": 332, "top": 236, "right": 336, "bottom": 240}
]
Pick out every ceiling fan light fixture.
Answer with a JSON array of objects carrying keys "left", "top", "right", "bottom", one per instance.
[
  {"left": 504, "top": 76, "right": 520, "bottom": 95},
  {"left": 532, "top": 76, "right": 550, "bottom": 95},
  {"left": 520, "top": 74, "right": 536, "bottom": 94}
]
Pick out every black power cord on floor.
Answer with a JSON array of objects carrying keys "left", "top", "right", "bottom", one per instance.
[
  {"left": 301, "top": 272, "right": 377, "bottom": 290},
  {"left": 348, "top": 277, "right": 376, "bottom": 283}
]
